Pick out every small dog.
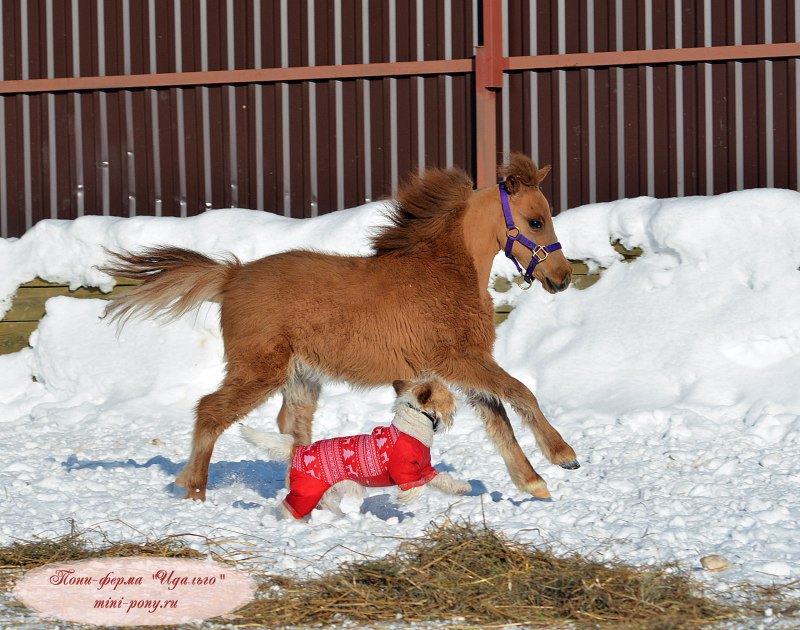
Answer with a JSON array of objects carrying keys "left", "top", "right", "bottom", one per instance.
[{"left": 241, "top": 377, "right": 471, "bottom": 519}]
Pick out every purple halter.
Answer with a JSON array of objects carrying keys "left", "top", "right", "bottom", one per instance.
[{"left": 500, "top": 182, "right": 562, "bottom": 287}]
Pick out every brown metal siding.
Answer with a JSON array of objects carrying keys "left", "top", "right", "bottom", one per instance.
[
  {"left": 533, "top": 72, "right": 555, "bottom": 205},
  {"left": 501, "top": 0, "right": 799, "bottom": 213},
  {"left": 6, "top": 96, "right": 22, "bottom": 234},
  {"left": 793, "top": 59, "right": 799, "bottom": 191},
  {"left": 774, "top": 59, "right": 790, "bottom": 188}
]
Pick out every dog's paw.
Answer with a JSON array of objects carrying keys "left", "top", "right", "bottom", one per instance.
[
  {"left": 396, "top": 486, "right": 425, "bottom": 504},
  {"left": 430, "top": 472, "right": 471, "bottom": 496},
  {"left": 454, "top": 480, "right": 472, "bottom": 495}
]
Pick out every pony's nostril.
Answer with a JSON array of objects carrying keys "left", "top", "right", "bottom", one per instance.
[{"left": 548, "top": 276, "right": 571, "bottom": 292}]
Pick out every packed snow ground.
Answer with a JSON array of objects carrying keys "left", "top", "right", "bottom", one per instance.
[{"left": 1, "top": 189, "right": 799, "bottom": 609}]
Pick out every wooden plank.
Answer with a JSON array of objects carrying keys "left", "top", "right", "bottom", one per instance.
[
  {"left": 611, "top": 240, "right": 643, "bottom": 260},
  {"left": 0, "top": 322, "right": 38, "bottom": 354},
  {"left": 494, "top": 309, "right": 513, "bottom": 326},
  {"left": 493, "top": 276, "right": 514, "bottom": 293},
  {"left": 1, "top": 282, "right": 139, "bottom": 355},
  {"left": 490, "top": 243, "right": 645, "bottom": 322},
  {"left": 20, "top": 278, "right": 74, "bottom": 288},
  {"left": 569, "top": 261, "right": 593, "bottom": 275},
  {"left": 0, "top": 248, "right": 633, "bottom": 353},
  {"left": 572, "top": 274, "right": 601, "bottom": 290},
  {"left": 21, "top": 277, "right": 141, "bottom": 288},
  {"left": 3, "top": 285, "right": 135, "bottom": 322},
  {"left": 493, "top": 260, "right": 604, "bottom": 295}
]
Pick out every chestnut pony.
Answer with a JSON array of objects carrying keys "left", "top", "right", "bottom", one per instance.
[{"left": 102, "top": 153, "right": 578, "bottom": 501}]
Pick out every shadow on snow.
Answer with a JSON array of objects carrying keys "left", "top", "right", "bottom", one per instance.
[
  {"left": 62, "top": 454, "right": 286, "bottom": 502},
  {"left": 61, "top": 455, "right": 491, "bottom": 520}
]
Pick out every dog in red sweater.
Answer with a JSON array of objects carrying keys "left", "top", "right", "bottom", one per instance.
[{"left": 241, "top": 377, "right": 470, "bottom": 519}]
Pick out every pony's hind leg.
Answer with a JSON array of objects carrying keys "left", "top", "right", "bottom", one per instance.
[
  {"left": 176, "top": 353, "right": 290, "bottom": 500},
  {"left": 276, "top": 364, "right": 321, "bottom": 446}
]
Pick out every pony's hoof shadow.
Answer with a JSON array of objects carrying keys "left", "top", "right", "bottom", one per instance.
[
  {"left": 558, "top": 459, "right": 581, "bottom": 470},
  {"left": 490, "top": 490, "right": 553, "bottom": 505},
  {"left": 165, "top": 482, "right": 186, "bottom": 498}
]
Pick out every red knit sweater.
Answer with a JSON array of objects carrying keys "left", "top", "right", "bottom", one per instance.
[{"left": 284, "top": 424, "right": 438, "bottom": 518}]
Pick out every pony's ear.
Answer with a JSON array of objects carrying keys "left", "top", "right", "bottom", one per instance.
[
  {"left": 503, "top": 174, "right": 521, "bottom": 195},
  {"left": 392, "top": 380, "right": 410, "bottom": 396},
  {"left": 413, "top": 383, "right": 433, "bottom": 405},
  {"left": 536, "top": 164, "right": 552, "bottom": 184}
]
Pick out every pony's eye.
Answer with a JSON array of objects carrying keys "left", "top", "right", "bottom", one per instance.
[{"left": 528, "top": 219, "right": 543, "bottom": 230}]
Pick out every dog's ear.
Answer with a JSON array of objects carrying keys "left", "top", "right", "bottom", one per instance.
[
  {"left": 414, "top": 383, "right": 432, "bottom": 405},
  {"left": 392, "top": 380, "right": 409, "bottom": 396}
]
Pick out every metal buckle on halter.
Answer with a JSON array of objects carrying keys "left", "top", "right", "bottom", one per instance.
[
  {"left": 506, "top": 227, "right": 520, "bottom": 239},
  {"left": 520, "top": 247, "right": 548, "bottom": 291}
]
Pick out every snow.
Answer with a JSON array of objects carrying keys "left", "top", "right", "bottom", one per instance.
[{"left": 1, "top": 189, "right": 799, "bottom": 604}]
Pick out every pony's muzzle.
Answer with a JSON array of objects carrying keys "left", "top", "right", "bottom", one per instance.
[{"left": 545, "top": 273, "right": 572, "bottom": 293}]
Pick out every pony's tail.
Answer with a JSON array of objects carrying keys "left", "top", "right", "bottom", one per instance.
[
  {"left": 240, "top": 425, "right": 295, "bottom": 462},
  {"left": 99, "top": 246, "right": 241, "bottom": 325}
]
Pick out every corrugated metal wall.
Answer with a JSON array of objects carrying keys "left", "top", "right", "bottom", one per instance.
[
  {"left": 501, "top": 0, "right": 800, "bottom": 212},
  {"left": 1, "top": 0, "right": 798, "bottom": 238},
  {"left": 0, "top": 0, "right": 477, "bottom": 237}
]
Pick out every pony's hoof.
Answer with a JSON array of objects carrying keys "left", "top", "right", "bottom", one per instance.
[
  {"left": 183, "top": 487, "right": 206, "bottom": 502},
  {"left": 524, "top": 480, "right": 551, "bottom": 499},
  {"left": 558, "top": 459, "right": 581, "bottom": 470},
  {"left": 176, "top": 477, "right": 207, "bottom": 501},
  {"left": 175, "top": 470, "right": 207, "bottom": 501}
]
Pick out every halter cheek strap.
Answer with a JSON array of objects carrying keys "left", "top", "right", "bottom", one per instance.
[{"left": 500, "top": 182, "right": 562, "bottom": 287}]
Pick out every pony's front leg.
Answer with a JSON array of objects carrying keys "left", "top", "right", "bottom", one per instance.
[
  {"left": 467, "top": 391, "right": 552, "bottom": 498},
  {"left": 443, "top": 354, "right": 579, "bottom": 495}
]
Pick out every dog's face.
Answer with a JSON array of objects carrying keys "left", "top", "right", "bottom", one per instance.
[{"left": 392, "top": 377, "right": 456, "bottom": 433}]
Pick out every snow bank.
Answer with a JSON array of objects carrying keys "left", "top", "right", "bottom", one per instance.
[
  {"left": 1, "top": 189, "right": 799, "bottom": 596},
  {"left": 497, "top": 189, "right": 800, "bottom": 415},
  {"left": 0, "top": 203, "right": 391, "bottom": 319}
]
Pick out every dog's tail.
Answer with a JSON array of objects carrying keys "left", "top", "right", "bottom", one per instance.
[
  {"left": 99, "top": 246, "right": 241, "bottom": 325},
  {"left": 240, "top": 425, "right": 295, "bottom": 462}
]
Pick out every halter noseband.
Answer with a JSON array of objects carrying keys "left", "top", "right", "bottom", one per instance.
[{"left": 500, "top": 182, "right": 562, "bottom": 289}]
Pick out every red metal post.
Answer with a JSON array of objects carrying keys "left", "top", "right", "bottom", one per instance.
[{"left": 474, "top": 0, "right": 504, "bottom": 188}]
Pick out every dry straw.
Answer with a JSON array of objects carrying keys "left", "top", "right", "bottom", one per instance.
[
  {"left": 0, "top": 520, "right": 207, "bottom": 627},
  {"left": 2, "top": 519, "right": 795, "bottom": 628},
  {"left": 236, "top": 520, "right": 742, "bottom": 628},
  {"left": 0, "top": 521, "right": 204, "bottom": 571}
]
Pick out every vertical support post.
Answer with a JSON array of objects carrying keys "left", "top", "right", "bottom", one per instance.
[{"left": 474, "top": 0, "right": 504, "bottom": 187}]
